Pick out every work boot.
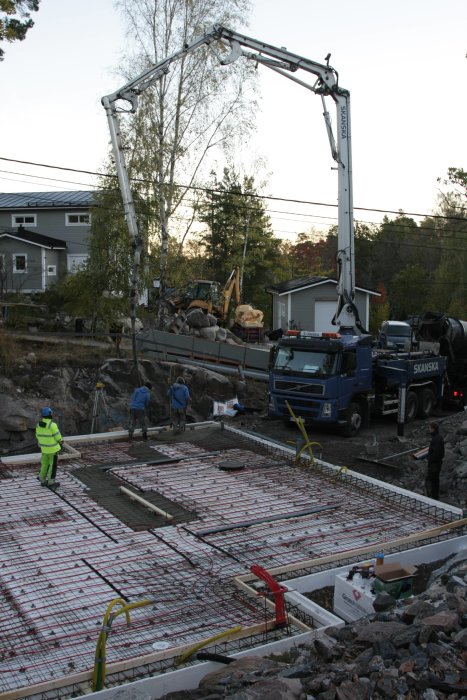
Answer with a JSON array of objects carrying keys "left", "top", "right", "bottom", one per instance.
[
  {"left": 40, "top": 481, "right": 47, "bottom": 487},
  {"left": 48, "top": 482, "right": 60, "bottom": 489}
]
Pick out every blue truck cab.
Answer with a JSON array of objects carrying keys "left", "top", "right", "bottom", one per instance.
[{"left": 268, "top": 329, "right": 446, "bottom": 436}]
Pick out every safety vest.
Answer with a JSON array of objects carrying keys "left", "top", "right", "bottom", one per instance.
[{"left": 35, "top": 418, "right": 62, "bottom": 454}]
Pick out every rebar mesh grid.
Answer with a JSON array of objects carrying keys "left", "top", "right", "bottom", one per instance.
[
  {"left": 109, "top": 445, "right": 457, "bottom": 572},
  {"left": 0, "top": 431, "right": 462, "bottom": 697}
]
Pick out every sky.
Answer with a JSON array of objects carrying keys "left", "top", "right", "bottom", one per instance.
[{"left": 1, "top": 0, "right": 466, "bottom": 240}]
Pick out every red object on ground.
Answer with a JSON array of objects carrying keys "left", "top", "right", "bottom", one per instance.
[{"left": 250, "top": 564, "right": 287, "bottom": 626}]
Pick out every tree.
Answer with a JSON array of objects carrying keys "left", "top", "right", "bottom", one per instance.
[
  {"left": 424, "top": 169, "right": 467, "bottom": 317},
  {"left": 0, "top": 0, "right": 39, "bottom": 60},
  {"left": 391, "top": 265, "right": 428, "bottom": 319},
  {"left": 54, "top": 184, "right": 143, "bottom": 330},
  {"left": 198, "top": 168, "right": 278, "bottom": 311},
  {"left": 438, "top": 167, "right": 467, "bottom": 202},
  {"left": 283, "top": 232, "right": 335, "bottom": 279},
  {"left": 112, "top": 0, "right": 256, "bottom": 331},
  {"left": 369, "top": 283, "right": 390, "bottom": 335}
]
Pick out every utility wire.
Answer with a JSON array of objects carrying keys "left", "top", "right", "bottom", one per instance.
[
  {"left": 2, "top": 172, "right": 466, "bottom": 242},
  {"left": 1, "top": 155, "right": 465, "bottom": 222}
]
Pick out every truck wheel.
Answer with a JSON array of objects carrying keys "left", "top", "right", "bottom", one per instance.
[
  {"left": 405, "top": 391, "right": 418, "bottom": 423},
  {"left": 342, "top": 402, "right": 363, "bottom": 437},
  {"left": 417, "top": 388, "right": 435, "bottom": 418}
]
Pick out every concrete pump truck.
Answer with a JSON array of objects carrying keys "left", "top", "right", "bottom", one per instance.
[{"left": 102, "top": 25, "right": 446, "bottom": 436}]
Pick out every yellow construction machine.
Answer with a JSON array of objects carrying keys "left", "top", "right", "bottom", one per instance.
[
  {"left": 166, "top": 266, "right": 264, "bottom": 339},
  {"left": 167, "top": 267, "right": 240, "bottom": 322}
]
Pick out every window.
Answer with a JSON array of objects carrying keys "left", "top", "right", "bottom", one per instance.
[
  {"left": 274, "top": 347, "right": 338, "bottom": 376},
  {"left": 12, "top": 214, "right": 37, "bottom": 227},
  {"left": 66, "top": 212, "right": 91, "bottom": 226},
  {"left": 341, "top": 350, "right": 357, "bottom": 375},
  {"left": 47, "top": 265, "right": 57, "bottom": 276},
  {"left": 13, "top": 254, "right": 27, "bottom": 273},
  {"left": 67, "top": 254, "right": 87, "bottom": 272}
]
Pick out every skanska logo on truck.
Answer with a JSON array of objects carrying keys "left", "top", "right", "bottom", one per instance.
[{"left": 413, "top": 361, "right": 441, "bottom": 374}]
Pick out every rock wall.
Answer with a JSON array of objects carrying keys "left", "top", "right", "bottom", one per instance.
[{"left": 0, "top": 356, "right": 263, "bottom": 456}]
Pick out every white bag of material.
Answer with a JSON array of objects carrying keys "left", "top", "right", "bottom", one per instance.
[
  {"left": 198, "top": 326, "right": 217, "bottom": 341},
  {"left": 213, "top": 397, "right": 239, "bottom": 417},
  {"left": 215, "top": 327, "right": 227, "bottom": 342}
]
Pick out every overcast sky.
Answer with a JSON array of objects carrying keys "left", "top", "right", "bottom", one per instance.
[{"left": 1, "top": 0, "right": 466, "bottom": 238}]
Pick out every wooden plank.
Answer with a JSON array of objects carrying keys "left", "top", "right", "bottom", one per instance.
[
  {"left": 236, "top": 517, "right": 467, "bottom": 582},
  {"left": 120, "top": 485, "right": 174, "bottom": 520},
  {"left": 0, "top": 622, "right": 273, "bottom": 700}
]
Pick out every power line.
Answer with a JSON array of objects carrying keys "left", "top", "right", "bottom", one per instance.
[
  {"left": 3, "top": 170, "right": 467, "bottom": 244},
  {"left": 1, "top": 155, "right": 465, "bottom": 222}
]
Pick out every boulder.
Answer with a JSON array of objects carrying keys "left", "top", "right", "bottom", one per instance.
[
  {"left": 186, "top": 308, "right": 210, "bottom": 329},
  {"left": 0, "top": 394, "right": 35, "bottom": 432}
]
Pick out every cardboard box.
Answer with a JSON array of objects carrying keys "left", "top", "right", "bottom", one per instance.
[{"left": 374, "top": 561, "right": 417, "bottom": 599}]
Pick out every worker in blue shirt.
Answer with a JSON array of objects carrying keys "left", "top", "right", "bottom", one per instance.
[
  {"left": 167, "top": 377, "right": 191, "bottom": 434},
  {"left": 128, "top": 382, "right": 152, "bottom": 440}
]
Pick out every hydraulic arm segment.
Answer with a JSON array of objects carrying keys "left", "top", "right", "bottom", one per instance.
[{"left": 102, "top": 24, "right": 359, "bottom": 332}]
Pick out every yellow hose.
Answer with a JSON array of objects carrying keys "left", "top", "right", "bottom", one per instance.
[
  {"left": 93, "top": 598, "right": 153, "bottom": 691},
  {"left": 177, "top": 625, "right": 243, "bottom": 665},
  {"left": 285, "top": 401, "right": 321, "bottom": 464}
]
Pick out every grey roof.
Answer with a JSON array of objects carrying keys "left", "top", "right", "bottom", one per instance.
[
  {"left": 0, "top": 227, "right": 66, "bottom": 249},
  {"left": 267, "top": 275, "right": 379, "bottom": 296},
  {"left": 0, "top": 190, "right": 95, "bottom": 209}
]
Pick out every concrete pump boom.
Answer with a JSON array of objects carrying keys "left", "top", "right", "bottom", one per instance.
[{"left": 102, "top": 24, "right": 361, "bottom": 339}]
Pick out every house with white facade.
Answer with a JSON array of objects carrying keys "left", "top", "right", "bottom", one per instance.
[
  {"left": 0, "top": 191, "right": 94, "bottom": 293},
  {"left": 267, "top": 275, "right": 379, "bottom": 333}
]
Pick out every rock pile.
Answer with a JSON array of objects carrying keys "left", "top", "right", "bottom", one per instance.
[
  {"left": 166, "top": 309, "right": 242, "bottom": 344},
  {"left": 163, "top": 552, "right": 467, "bottom": 699},
  {"left": 400, "top": 413, "right": 467, "bottom": 510}
]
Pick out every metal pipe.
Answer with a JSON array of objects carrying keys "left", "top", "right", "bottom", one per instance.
[{"left": 194, "top": 504, "right": 339, "bottom": 537}]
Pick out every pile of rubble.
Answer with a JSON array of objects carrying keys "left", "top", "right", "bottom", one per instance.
[
  {"left": 165, "top": 308, "right": 243, "bottom": 344},
  {"left": 164, "top": 552, "right": 467, "bottom": 699},
  {"left": 164, "top": 306, "right": 265, "bottom": 344}
]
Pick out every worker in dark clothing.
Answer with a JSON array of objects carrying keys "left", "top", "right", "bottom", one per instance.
[
  {"left": 167, "top": 376, "right": 191, "bottom": 434},
  {"left": 128, "top": 382, "right": 152, "bottom": 440},
  {"left": 425, "top": 421, "right": 444, "bottom": 500},
  {"left": 35, "top": 407, "right": 63, "bottom": 488}
]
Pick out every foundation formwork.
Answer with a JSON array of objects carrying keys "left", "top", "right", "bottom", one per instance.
[{"left": 0, "top": 424, "right": 464, "bottom": 698}]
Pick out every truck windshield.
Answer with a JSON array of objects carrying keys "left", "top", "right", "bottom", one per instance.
[
  {"left": 390, "top": 325, "right": 411, "bottom": 337},
  {"left": 274, "top": 347, "right": 337, "bottom": 375}
]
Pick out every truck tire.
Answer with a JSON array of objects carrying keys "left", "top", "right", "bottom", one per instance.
[
  {"left": 405, "top": 391, "right": 418, "bottom": 423},
  {"left": 342, "top": 402, "right": 363, "bottom": 437},
  {"left": 417, "top": 387, "right": 435, "bottom": 418}
]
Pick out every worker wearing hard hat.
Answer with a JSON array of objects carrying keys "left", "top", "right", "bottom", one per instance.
[{"left": 35, "top": 407, "right": 63, "bottom": 488}]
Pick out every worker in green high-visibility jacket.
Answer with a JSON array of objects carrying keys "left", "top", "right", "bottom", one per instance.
[{"left": 35, "top": 407, "right": 63, "bottom": 488}]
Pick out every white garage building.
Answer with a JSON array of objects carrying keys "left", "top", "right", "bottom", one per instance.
[{"left": 267, "top": 275, "right": 379, "bottom": 333}]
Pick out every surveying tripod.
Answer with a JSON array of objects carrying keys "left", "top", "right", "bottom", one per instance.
[{"left": 91, "top": 382, "right": 109, "bottom": 433}]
